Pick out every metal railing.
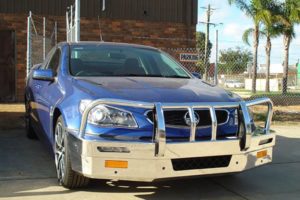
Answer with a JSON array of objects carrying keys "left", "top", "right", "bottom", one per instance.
[{"left": 79, "top": 98, "right": 273, "bottom": 157}]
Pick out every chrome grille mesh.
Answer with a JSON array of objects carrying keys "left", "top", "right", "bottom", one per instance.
[{"left": 146, "top": 109, "right": 229, "bottom": 127}]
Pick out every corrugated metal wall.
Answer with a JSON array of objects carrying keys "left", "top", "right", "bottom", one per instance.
[{"left": 0, "top": 0, "right": 198, "bottom": 24}]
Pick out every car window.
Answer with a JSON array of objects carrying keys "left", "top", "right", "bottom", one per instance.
[
  {"left": 69, "top": 45, "right": 191, "bottom": 78},
  {"left": 46, "top": 49, "right": 61, "bottom": 72}
]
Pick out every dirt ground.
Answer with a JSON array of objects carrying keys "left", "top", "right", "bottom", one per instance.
[{"left": 251, "top": 105, "right": 300, "bottom": 125}]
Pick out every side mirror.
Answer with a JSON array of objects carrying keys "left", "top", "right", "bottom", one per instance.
[
  {"left": 32, "top": 69, "right": 55, "bottom": 81},
  {"left": 32, "top": 63, "right": 43, "bottom": 70},
  {"left": 192, "top": 72, "right": 202, "bottom": 79}
]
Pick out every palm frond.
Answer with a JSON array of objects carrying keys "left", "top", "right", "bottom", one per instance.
[
  {"left": 227, "top": 0, "right": 254, "bottom": 17},
  {"left": 242, "top": 28, "right": 255, "bottom": 46}
]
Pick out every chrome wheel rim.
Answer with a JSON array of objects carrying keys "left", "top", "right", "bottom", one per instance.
[{"left": 55, "top": 122, "right": 65, "bottom": 183}]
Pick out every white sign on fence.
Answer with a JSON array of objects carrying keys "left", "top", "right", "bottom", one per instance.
[{"left": 179, "top": 53, "right": 199, "bottom": 62}]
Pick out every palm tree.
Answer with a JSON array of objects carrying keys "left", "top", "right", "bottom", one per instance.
[
  {"left": 228, "top": 0, "right": 265, "bottom": 94},
  {"left": 262, "top": 25, "right": 281, "bottom": 92},
  {"left": 243, "top": 1, "right": 282, "bottom": 92},
  {"left": 277, "top": 0, "right": 300, "bottom": 94}
]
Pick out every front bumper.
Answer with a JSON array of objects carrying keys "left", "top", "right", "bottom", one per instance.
[
  {"left": 68, "top": 97, "right": 275, "bottom": 181},
  {"left": 67, "top": 132, "right": 275, "bottom": 181}
]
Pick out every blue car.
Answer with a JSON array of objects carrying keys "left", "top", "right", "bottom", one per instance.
[{"left": 25, "top": 42, "right": 275, "bottom": 188}]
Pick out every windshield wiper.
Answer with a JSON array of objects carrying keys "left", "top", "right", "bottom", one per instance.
[
  {"left": 117, "top": 74, "right": 190, "bottom": 78},
  {"left": 120, "top": 74, "right": 164, "bottom": 77},
  {"left": 163, "top": 75, "right": 190, "bottom": 79}
]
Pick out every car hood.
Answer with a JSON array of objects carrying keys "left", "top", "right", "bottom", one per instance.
[{"left": 73, "top": 77, "right": 241, "bottom": 103}]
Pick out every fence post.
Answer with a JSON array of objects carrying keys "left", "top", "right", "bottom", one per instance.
[
  {"left": 26, "top": 11, "right": 32, "bottom": 78},
  {"left": 75, "top": 0, "right": 80, "bottom": 42},
  {"left": 66, "top": 10, "right": 69, "bottom": 42},
  {"left": 43, "top": 17, "right": 46, "bottom": 61},
  {"left": 55, "top": 21, "right": 57, "bottom": 45},
  {"left": 70, "top": 5, "right": 73, "bottom": 42}
]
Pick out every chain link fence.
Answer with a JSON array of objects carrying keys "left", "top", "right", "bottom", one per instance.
[
  {"left": 164, "top": 46, "right": 300, "bottom": 123},
  {"left": 26, "top": 12, "right": 57, "bottom": 76}
]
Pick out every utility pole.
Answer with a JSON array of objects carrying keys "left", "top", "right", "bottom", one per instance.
[
  {"left": 199, "top": 4, "right": 218, "bottom": 81},
  {"left": 204, "top": 4, "right": 211, "bottom": 81}
]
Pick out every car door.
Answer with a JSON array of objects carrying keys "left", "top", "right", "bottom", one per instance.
[
  {"left": 33, "top": 48, "right": 62, "bottom": 141},
  {"left": 30, "top": 48, "right": 55, "bottom": 131}
]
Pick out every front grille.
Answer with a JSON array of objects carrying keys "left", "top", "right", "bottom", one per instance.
[
  {"left": 146, "top": 109, "right": 229, "bottom": 128},
  {"left": 172, "top": 155, "right": 232, "bottom": 171}
]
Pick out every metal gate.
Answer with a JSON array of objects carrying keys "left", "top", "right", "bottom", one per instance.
[
  {"left": 0, "top": 30, "right": 15, "bottom": 102},
  {"left": 26, "top": 12, "right": 57, "bottom": 77}
]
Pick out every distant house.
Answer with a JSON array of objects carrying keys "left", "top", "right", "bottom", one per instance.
[
  {"left": 258, "top": 64, "right": 297, "bottom": 77},
  {"left": 0, "top": 0, "right": 198, "bottom": 102},
  {"left": 244, "top": 63, "right": 298, "bottom": 91}
]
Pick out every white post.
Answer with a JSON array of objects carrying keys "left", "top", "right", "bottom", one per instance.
[
  {"left": 75, "top": 0, "right": 80, "bottom": 42},
  {"left": 55, "top": 21, "right": 57, "bottom": 45},
  {"left": 26, "top": 11, "right": 32, "bottom": 78},
  {"left": 102, "top": 0, "right": 106, "bottom": 11},
  {"left": 70, "top": 5, "right": 73, "bottom": 42},
  {"left": 214, "top": 29, "right": 219, "bottom": 85},
  {"left": 43, "top": 17, "right": 46, "bottom": 60},
  {"left": 66, "top": 11, "right": 69, "bottom": 42}
]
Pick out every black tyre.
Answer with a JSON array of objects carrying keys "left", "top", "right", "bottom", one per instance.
[
  {"left": 54, "top": 116, "right": 90, "bottom": 189},
  {"left": 25, "top": 100, "right": 38, "bottom": 139}
]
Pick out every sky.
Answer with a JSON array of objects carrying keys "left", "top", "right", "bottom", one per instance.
[{"left": 197, "top": 0, "right": 300, "bottom": 65}]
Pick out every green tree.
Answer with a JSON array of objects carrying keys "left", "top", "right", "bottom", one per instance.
[
  {"left": 196, "top": 32, "right": 212, "bottom": 74},
  {"left": 219, "top": 47, "right": 253, "bottom": 74},
  {"left": 242, "top": 0, "right": 282, "bottom": 92},
  {"left": 228, "top": 0, "right": 267, "bottom": 93},
  {"left": 277, "top": 0, "right": 300, "bottom": 94}
]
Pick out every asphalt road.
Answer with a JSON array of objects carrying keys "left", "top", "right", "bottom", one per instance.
[{"left": 0, "top": 125, "right": 300, "bottom": 200}]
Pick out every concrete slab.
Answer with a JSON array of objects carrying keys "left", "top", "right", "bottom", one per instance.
[
  {"left": 0, "top": 125, "right": 299, "bottom": 200},
  {"left": 0, "top": 178, "right": 246, "bottom": 200},
  {"left": 272, "top": 125, "right": 300, "bottom": 163},
  {"left": 0, "top": 130, "right": 56, "bottom": 180}
]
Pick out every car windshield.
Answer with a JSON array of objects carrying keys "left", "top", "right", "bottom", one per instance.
[{"left": 70, "top": 44, "right": 191, "bottom": 78}]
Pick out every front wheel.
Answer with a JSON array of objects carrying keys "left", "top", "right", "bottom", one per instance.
[{"left": 54, "top": 116, "right": 90, "bottom": 189}]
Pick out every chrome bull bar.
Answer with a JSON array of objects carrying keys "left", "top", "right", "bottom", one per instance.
[{"left": 79, "top": 98, "right": 273, "bottom": 157}]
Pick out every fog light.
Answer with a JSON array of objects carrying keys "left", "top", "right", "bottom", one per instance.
[
  {"left": 257, "top": 150, "right": 267, "bottom": 158},
  {"left": 105, "top": 160, "right": 128, "bottom": 169}
]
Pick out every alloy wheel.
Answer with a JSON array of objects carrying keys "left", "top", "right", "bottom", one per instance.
[{"left": 55, "top": 122, "right": 66, "bottom": 184}]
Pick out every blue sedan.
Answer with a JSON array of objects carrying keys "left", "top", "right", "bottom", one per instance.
[{"left": 25, "top": 42, "right": 275, "bottom": 188}]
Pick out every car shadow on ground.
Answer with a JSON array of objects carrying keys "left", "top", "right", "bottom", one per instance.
[{"left": 0, "top": 123, "right": 300, "bottom": 199}]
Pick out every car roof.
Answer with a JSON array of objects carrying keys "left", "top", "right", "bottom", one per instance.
[{"left": 58, "top": 41, "right": 159, "bottom": 51}]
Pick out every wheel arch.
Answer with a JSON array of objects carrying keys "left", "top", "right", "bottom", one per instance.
[{"left": 52, "top": 107, "right": 68, "bottom": 139}]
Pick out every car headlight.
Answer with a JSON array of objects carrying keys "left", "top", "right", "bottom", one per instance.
[{"left": 79, "top": 100, "right": 138, "bottom": 128}]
